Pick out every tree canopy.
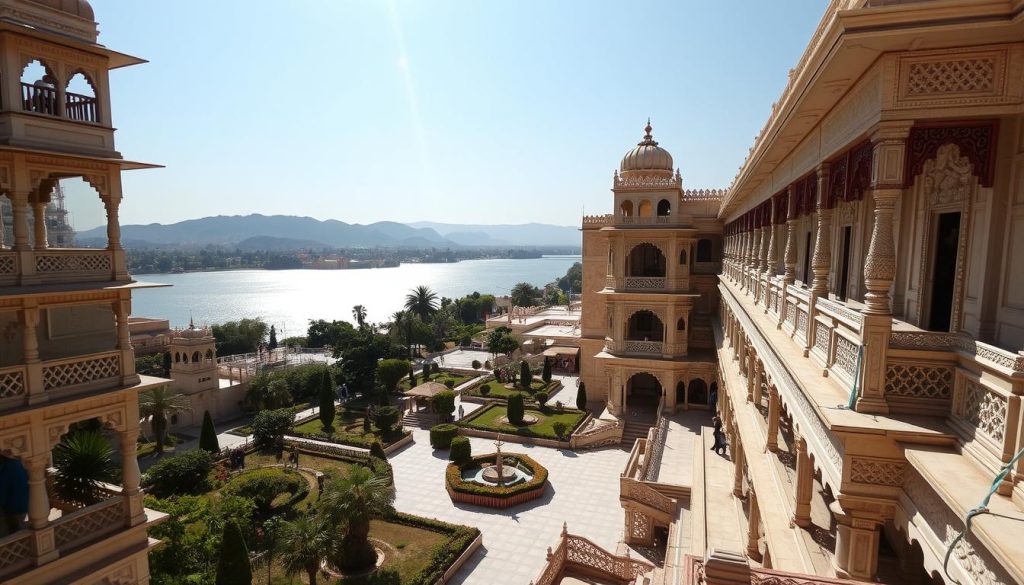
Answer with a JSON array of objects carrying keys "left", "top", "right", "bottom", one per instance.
[
  {"left": 212, "top": 318, "right": 268, "bottom": 356},
  {"left": 510, "top": 282, "right": 541, "bottom": 307}
]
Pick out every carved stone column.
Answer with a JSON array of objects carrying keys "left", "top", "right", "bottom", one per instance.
[
  {"left": 22, "top": 306, "right": 43, "bottom": 404},
  {"left": 25, "top": 453, "right": 58, "bottom": 564},
  {"left": 766, "top": 385, "right": 780, "bottom": 452},
  {"left": 751, "top": 361, "right": 763, "bottom": 406},
  {"left": 793, "top": 435, "right": 813, "bottom": 528},
  {"left": 746, "top": 491, "right": 762, "bottom": 561},
  {"left": 766, "top": 202, "right": 777, "bottom": 276},
  {"left": 732, "top": 440, "right": 745, "bottom": 498},
  {"left": 811, "top": 164, "right": 832, "bottom": 298},
  {"left": 119, "top": 427, "right": 146, "bottom": 526},
  {"left": 751, "top": 225, "right": 762, "bottom": 298},
  {"left": 10, "top": 191, "right": 29, "bottom": 251},
  {"left": 784, "top": 185, "right": 797, "bottom": 284},
  {"left": 31, "top": 200, "right": 47, "bottom": 250},
  {"left": 745, "top": 349, "right": 757, "bottom": 402},
  {"left": 831, "top": 501, "right": 882, "bottom": 580}
]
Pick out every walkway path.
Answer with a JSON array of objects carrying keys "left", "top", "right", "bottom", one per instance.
[{"left": 651, "top": 412, "right": 706, "bottom": 486}]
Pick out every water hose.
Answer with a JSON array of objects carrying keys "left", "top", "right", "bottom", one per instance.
[{"left": 846, "top": 344, "right": 862, "bottom": 410}]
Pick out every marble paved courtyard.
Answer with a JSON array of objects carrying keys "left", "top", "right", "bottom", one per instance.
[{"left": 389, "top": 429, "right": 634, "bottom": 585}]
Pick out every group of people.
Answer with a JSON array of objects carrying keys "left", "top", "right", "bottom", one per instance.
[
  {"left": 274, "top": 442, "right": 300, "bottom": 469},
  {"left": 336, "top": 382, "right": 352, "bottom": 401}
]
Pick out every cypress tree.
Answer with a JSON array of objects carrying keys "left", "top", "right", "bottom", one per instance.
[
  {"left": 216, "top": 520, "right": 252, "bottom": 585},
  {"left": 408, "top": 367, "right": 417, "bottom": 387},
  {"left": 319, "top": 371, "right": 336, "bottom": 432},
  {"left": 576, "top": 381, "right": 587, "bottom": 411},
  {"left": 520, "top": 360, "right": 532, "bottom": 389},
  {"left": 199, "top": 410, "right": 219, "bottom": 453},
  {"left": 508, "top": 392, "right": 525, "bottom": 426},
  {"left": 268, "top": 325, "right": 278, "bottom": 350},
  {"left": 542, "top": 359, "right": 552, "bottom": 384}
]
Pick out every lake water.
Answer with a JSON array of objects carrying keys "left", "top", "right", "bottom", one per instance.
[{"left": 131, "top": 255, "right": 581, "bottom": 337}]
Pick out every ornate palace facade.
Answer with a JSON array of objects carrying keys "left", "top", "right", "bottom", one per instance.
[
  {"left": 573, "top": 1, "right": 1024, "bottom": 584},
  {"left": 0, "top": 1, "right": 167, "bottom": 583}
]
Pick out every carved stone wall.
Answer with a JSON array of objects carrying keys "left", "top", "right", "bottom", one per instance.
[
  {"left": 849, "top": 457, "right": 905, "bottom": 487},
  {"left": 885, "top": 363, "right": 953, "bottom": 400},
  {"left": 954, "top": 377, "right": 1007, "bottom": 444}
]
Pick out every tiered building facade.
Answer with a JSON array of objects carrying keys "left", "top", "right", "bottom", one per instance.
[
  {"left": 0, "top": 1, "right": 166, "bottom": 583},
  {"left": 577, "top": 1, "right": 1024, "bottom": 584}
]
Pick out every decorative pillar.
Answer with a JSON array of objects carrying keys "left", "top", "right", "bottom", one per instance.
[
  {"left": 10, "top": 192, "right": 30, "bottom": 251},
  {"left": 750, "top": 222, "right": 762, "bottom": 297},
  {"left": 25, "top": 453, "right": 58, "bottom": 564},
  {"left": 751, "top": 361, "right": 763, "bottom": 406},
  {"left": 856, "top": 123, "right": 910, "bottom": 415},
  {"left": 793, "top": 435, "right": 812, "bottom": 527},
  {"left": 784, "top": 185, "right": 797, "bottom": 284},
  {"left": 0, "top": 197, "right": 5, "bottom": 249},
  {"left": 745, "top": 349, "right": 757, "bottom": 402},
  {"left": 831, "top": 501, "right": 882, "bottom": 580},
  {"left": 766, "top": 385, "right": 780, "bottom": 452},
  {"left": 31, "top": 200, "right": 47, "bottom": 250},
  {"left": 22, "top": 306, "right": 43, "bottom": 404},
  {"left": 119, "top": 427, "right": 146, "bottom": 526},
  {"left": 766, "top": 201, "right": 778, "bottom": 276},
  {"left": 104, "top": 196, "right": 122, "bottom": 251},
  {"left": 810, "top": 164, "right": 832, "bottom": 298},
  {"left": 732, "top": 439, "right": 745, "bottom": 498},
  {"left": 746, "top": 491, "right": 762, "bottom": 561},
  {"left": 113, "top": 297, "right": 137, "bottom": 383}
]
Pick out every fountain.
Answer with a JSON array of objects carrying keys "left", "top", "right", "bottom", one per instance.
[
  {"left": 446, "top": 434, "right": 549, "bottom": 508},
  {"left": 480, "top": 434, "right": 518, "bottom": 485}
]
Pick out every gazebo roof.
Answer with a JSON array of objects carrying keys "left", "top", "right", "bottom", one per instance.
[{"left": 403, "top": 381, "right": 449, "bottom": 398}]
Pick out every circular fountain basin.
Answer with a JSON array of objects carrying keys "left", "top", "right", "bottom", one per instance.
[
  {"left": 462, "top": 463, "right": 531, "bottom": 486},
  {"left": 447, "top": 453, "right": 548, "bottom": 508}
]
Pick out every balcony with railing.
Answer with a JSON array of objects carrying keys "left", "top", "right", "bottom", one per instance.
[
  {"left": 0, "top": 249, "right": 122, "bottom": 287},
  {"left": 0, "top": 350, "right": 129, "bottom": 414}
]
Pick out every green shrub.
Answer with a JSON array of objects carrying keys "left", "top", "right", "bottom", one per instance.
[
  {"left": 363, "top": 416, "right": 372, "bottom": 433},
  {"left": 552, "top": 421, "right": 568, "bottom": 439},
  {"left": 444, "top": 380, "right": 455, "bottom": 389},
  {"left": 519, "top": 361, "right": 532, "bottom": 388},
  {"left": 318, "top": 371, "right": 336, "bottom": 432},
  {"left": 143, "top": 449, "right": 214, "bottom": 498},
  {"left": 216, "top": 520, "right": 252, "bottom": 585},
  {"left": 576, "top": 381, "right": 587, "bottom": 411},
  {"left": 370, "top": 440, "right": 387, "bottom": 460},
  {"left": 479, "top": 383, "right": 491, "bottom": 396},
  {"left": 535, "top": 391, "right": 548, "bottom": 405},
  {"left": 507, "top": 393, "right": 525, "bottom": 425},
  {"left": 449, "top": 436, "right": 472, "bottom": 465},
  {"left": 471, "top": 359, "right": 481, "bottom": 370},
  {"left": 430, "top": 424, "right": 459, "bottom": 449},
  {"left": 484, "top": 360, "right": 491, "bottom": 369},
  {"left": 221, "top": 468, "right": 303, "bottom": 515},
  {"left": 542, "top": 359, "right": 552, "bottom": 383},
  {"left": 431, "top": 390, "right": 456, "bottom": 419},
  {"left": 374, "top": 406, "right": 400, "bottom": 432},
  {"left": 252, "top": 408, "right": 294, "bottom": 449}
]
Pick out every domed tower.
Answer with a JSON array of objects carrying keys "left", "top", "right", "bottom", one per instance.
[
  {"left": 579, "top": 121, "right": 720, "bottom": 431},
  {"left": 0, "top": 2, "right": 166, "bottom": 583},
  {"left": 167, "top": 320, "right": 219, "bottom": 427}
]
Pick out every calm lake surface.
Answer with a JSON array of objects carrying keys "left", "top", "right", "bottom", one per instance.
[{"left": 131, "top": 255, "right": 581, "bottom": 337}]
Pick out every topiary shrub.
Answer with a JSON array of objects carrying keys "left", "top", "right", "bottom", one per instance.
[
  {"left": 374, "top": 406, "right": 400, "bottom": 433},
  {"left": 519, "top": 361, "right": 532, "bottom": 388},
  {"left": 449, "top": 436, "right": 471, "bottom": 465},
  {"left": 199, "top": 410, "right": 220, "bottom": 454},
  {"left": 221, "top": 468, "right": 303, "bottom": 515},
  {"left": 484, "top": 360, "right": 491, "bottom": 369},
  {"left": 552, "top": 421, "right": 568, "bottom": 440},
  {"left": 542, "top": 359, "right": 552, "bottom": 383},
  {"left": 471, "top": 359, "right": 481, "bottom": 370},
  {"left": 430, "top": 390, "right": 456, "bottom": 421},
  {"left": 444, "top": 380, "right": 455, "bottom": 389},
  {"left": 479, "top": 383, "right": 491, "bottom": 396},
  {"left": 252, "top": 408, "right": 294, "bottom": 449},
  {"left": 534, "top": 391, "right": 549, "bottom": 405},
  {"left": 430, "top": 424, "right": 459, "bottom": 449},
  {"left": 507, "top": 393, "right": 525, "bottom": 426},
  {"left": 216, "top": 519, "right": 252, "bottom": 585},
  {"left": 143, "top": 449, "right": 214, "bottom": 498},
  {"left": 576, "top": 381, "right": 587, "bottom": 411},
  {"left": 370, "top": 440, "right": 387, "bottom": 460}
]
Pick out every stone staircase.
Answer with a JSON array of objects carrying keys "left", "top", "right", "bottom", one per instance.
[
  {"left": 401, "top": 410, "right": 438, "bottom": 429},
  {"left": 622, "top": 415, "right": 656, "bottom": 446}
]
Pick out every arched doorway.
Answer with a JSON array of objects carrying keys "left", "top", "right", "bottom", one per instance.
[
  {"left": 627, "top": 243, "right": 666, "bottom": 277},
  {"left": 627, "top": 310, "right": 664, "bottom": 342},
  {"left": 675, "top": 380, "right": 685, "bottom": 405},
  {"left": 627, "top": 372, "right": 662, "bottom": 414},
  {"left": 687, "top": 379, "right": 708, "bottom": 406}
]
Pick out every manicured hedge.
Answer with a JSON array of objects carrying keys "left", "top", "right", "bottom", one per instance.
[
  {"left": 430, "top": 424, "right": 459, "bottom": 449},
  {"left": 445, "top": 453, "right": 548, "bottom": 498},
  {"left": 142, "top": 449, "right": 214, "bottom": 498},
  {"left": 449, "top": 436, "right": 471, "bottom": 465},
  {"left": 384, "top": 512, "right": 480, "bottom": 585},
  {"left": 221, "top": 468, "right": 306, "bottom": 514}
]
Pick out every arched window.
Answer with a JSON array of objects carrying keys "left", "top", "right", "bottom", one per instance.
[
  {"left": 675, "top": 381, "right": 685, "bottom": 404},
  {"left": 627, "top": 243, "right": 666, "bottom": 277},
  {"left": 679, "top": 250, "right": 687, "bottom": 265},
  {"left": 192, "top": 351, "right": 201, "bottom": 363},
  {"left": 174, "top": 352, "right": 180, "bottom": 363},
  {"left": 21, "top": 59, "right": 57, "bottom": 116},
  {"left": 657, "top": 199, "right": 671, "bottom": 216},
  {"left": 638, "top": 200, "right": 652, "bottom": 217},
  {"left": 627, "top": 310, "right": 664, "bottom": 342},
  {"left": 696, "top": 238, "right": 713, "bottom": 262},
  {"left": 688, "top": 379, "right": 708, "bottom": 405},
  {"left": 620, "top": 200, "right": 634, "bottom": 217},
  {"left": 65, "top": 71, "right": 97, "bottom": 122},
  {"left": 205, "top": 349, "right": 214, "bottom": 362},
  {"left": 677, "top": 317, "right": 686, "bottom": 331}
]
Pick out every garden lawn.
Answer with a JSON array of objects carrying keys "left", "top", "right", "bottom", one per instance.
[
  {"left": 398, "top": 371, "right": 479, "bottom": 391},
  {"left": 136, "top": 433, "right": 185, "bottom": 457},
  {"left": 290, "top": 409, "right": 408, "bottom": 448},
  {"left": 459, "top": 403, "right": 585, "bottom": 440},
  {"left": 464, "top": 379, "right": 561, "bottom": 401}
]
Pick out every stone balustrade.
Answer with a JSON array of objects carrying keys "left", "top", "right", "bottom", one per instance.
[
  {"left": 620, "top": 340, "right": 664, "bottom": 355},
  {"left": 0, "top": 249, "right": 119, "bottom": 286},
  {"left": 42, "top": 350, "right": 122, "bottom": 394},
  {"left": 530, "top": 527, "right": 654, "bottom": 585}
]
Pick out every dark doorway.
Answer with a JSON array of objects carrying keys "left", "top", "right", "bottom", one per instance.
[
  {"left": 675, "top": 381, "right": 685, "bottom": 404},
  {"left": 928, "top": 212, "right": 960, "bottom": 332},
  {"left": 687, "top": 379, "right": 708, "bottom": 405},
  {"left": 697, "top": 239, "right": 713, "bottom": 262},
  {"left": 838, "top": 226, "right": 852, "bottom": 302},
  {"left": 627, "top": 373, "right": 662, "bottom": 412},
  {"left": 802, "top": 232, "right": 812, "bottom": 287}
]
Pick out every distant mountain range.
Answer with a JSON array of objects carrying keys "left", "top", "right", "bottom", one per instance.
[{"left": 76, "top": 214, "right": 581, "bottom": 249}]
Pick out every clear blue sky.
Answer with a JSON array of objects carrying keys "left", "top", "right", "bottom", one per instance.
[{"left": 67, "top": 1, "right": 828, "bottom": 230}]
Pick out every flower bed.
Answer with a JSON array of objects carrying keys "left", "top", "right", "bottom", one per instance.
[
  {"left": 288, "top": 412, "right": 410, "bottom": 449},
  {"left": 445, "top": 453, "right": 548, "bottom": 508}
]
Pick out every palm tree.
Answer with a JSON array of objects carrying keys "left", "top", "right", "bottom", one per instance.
[
  {"left": 139, "top": 386, "right": 191, "bottom": 454},
  {"left": 405, "top": 285, "right": 438, "bottom": 320},
  {"left": 317, "top": 465, "right": 395, "bottom": 570},
  {"left": 278, "top": 514, "right": 333, "bottom": 585},
  {"left": 352, "top": 305, "right": 367, "bottom": 328},
  {"left": 389, "top": 310, "right": 415, "bottom": 359},
  {"left": 52, "top": 429, "right": 115, "bottom": 507}
]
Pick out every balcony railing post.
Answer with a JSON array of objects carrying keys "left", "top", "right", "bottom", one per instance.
[
  {"left": 24, "top": 454, "right": 58, "bottom": 565},
  {"left": 118, "top": 428, "right": 146, "bottom": 526},
  {"left": 21, "top": 306, "right": 44, "bottom": 405}
]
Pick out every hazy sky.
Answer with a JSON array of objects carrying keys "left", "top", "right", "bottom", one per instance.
[{"left": 65, "top": 1, "right": 828, "bottom": 230}]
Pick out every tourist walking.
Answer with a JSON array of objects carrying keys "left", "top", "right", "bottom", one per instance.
[
  {"left": 458, "top": 404, "right": 465, "bottom": 420},
  {"left": 710, "top": 416, "right": 727, "bottom": 456}
]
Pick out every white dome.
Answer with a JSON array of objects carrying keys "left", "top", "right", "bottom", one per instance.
[{"left": 620, "top": 121, "right": 673, "bottom": 173}]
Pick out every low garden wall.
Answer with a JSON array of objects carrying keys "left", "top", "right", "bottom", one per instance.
[{"left": 446, "top": 453, "right": 548, "bottom": 509}]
